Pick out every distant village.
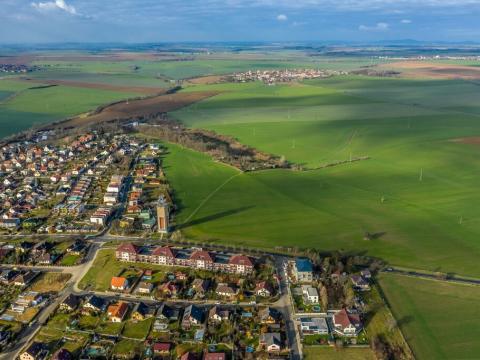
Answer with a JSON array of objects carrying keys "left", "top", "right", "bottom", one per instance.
[
  {"left": 0, "top": 64, "right": 39, "bottom": 74},
  {"left": 228, "top": 68, "right": 348, "bottom": 84}
]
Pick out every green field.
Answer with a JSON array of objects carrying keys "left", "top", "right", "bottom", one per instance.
[
  {"left": 163, "top": 75, "right": 480, "bottom": 277},
  {"left": 379, "top": 273, "right": 480, "bottom": 359},
  {"left": 0, "top": 78, "right": 138, "bottom": 138},
  {"left": 303, "top": 346, "right": 375, "bottom": 360}
]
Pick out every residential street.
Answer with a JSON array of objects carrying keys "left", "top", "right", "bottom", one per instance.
[{"left": 0, "top": 238, "right": 306, "bottom": 360}]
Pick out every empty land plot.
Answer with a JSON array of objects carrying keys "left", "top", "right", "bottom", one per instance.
[
  {"left": 29, "top": 272, "right": 71, "bottom": 292},
  {"left": 379, "top": 273, "right": 480, "bottom": 360}
]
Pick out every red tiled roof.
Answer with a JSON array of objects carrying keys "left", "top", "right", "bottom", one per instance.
[
  {"left": 153, "top": 343, "right": 171, "bottom": 352},
  {"left": 334, "top": 309, "right": 361, "bottom": 329},
  {"left": 190, "top": 250, "right": 214, "bottom": 262},
  {"left": 204, "top": 353, "right": 226, "bottom": 360},
  {"left": 152, "top": 246, "right": 175, "bottom": 258},
  {"left": 229, "top": 254, "right": 253, "bottom": 267},
  {"left": 116, "top": 242, "right": 138, "bottom": 254},
  {"left": 111, "top": 276, "right": 128, "bottom": 288},
  {"left": 108, "top": 301, "right": 128, "bottom": 319}
]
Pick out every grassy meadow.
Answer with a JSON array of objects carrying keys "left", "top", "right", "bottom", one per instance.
[
  {"left": 163, "top": 75, "right": 480, "bottom": 277},
  {"left": 0, "top": 78, "right": 139, "bottom": 137},
  {"left": 379, "top": 273, "right": 480, "bottom": 359}
]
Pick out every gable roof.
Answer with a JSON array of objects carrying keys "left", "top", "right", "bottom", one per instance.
[
  {"left": 51, "top": 348, "right": 73, "bottom": 360},
  {"left": 111, "top": 276, "right": 128, "bottom": 288},
  {"left": 204, "top": 353, "right": 226, "bottom": 360},
  {"left": 108, "top": 301, "right": 128, "bottom": 319},
  {"left": 85, "top": 295, "right": 105, "bottom": 309},
  {"left": 190, "top": 250, "right": 214, "bottom": 262},
  {"left": 183, "top": 304, "right": 204, "bottom": 323},
  {"left": 61, "top": 294, "right": 80, "bottom": 309},
  {"left": 116, "top": 242, "right": 139, "bottom": 254},
  {"left": 24, "top": 342, "right": 44, "bottom": 357},
  {"left": 153, "top": 342, "right": 171, "bottom": 352},
  {"left": 229, "top": 254, "right": 253, "bottom": 267},
  {"left": 334, "top": 308, "right": 361, "bottom": 329},
  {"left": 152, "top": 246, "right": 175, "bottom": 258}
]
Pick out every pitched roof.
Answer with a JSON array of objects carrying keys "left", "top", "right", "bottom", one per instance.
[
  {"left": 111, "top": 276, "right": 128, "bottom": 288},
  {"left": 183, "top": 304, "right": 204, "bottom": 323},
  {"left": 108, "top": 301, "right": 128, "bottom": 319},
  {"left": 152, "top": 246, "right": 175, "bottom": 258},
  {"left": 190, "top": 250, "right": 214, "bottom": 262},
  {"left": 260, "top": 332, "right": 282, "bottom": 347},
  {"left": 116, "top": 242, "right": 139, "bottom": 254},
  {"left": 255, "top": 281, "right": 273, "bottom": 293},
  {"left": 334, "top": 308, "right": 361, "bottom": 329},
  {"left": 204, "top": 353, "right": 226, "bottom": 360},
  {"left": 51, "top": 348, "right": 73, "bottom": 360},
  {"left": 153, "top": 342, "right": 171, "bottom": 352},
  {"left": 181, "top": 352, "right": 198, "bottom": 360},
  {"left": 229, "top": 254, "right": 253, "bottom": 267},
  {"left": 86, "top": 295, "right": 104, "bottom": 309},
  {"left": 61, "top": 294, "right": 80, "bottom": 309},
  {"left": 24, "top": 342, "right": 44, "bottom": 357}
]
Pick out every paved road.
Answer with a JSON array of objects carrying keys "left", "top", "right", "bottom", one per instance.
[
  {"left": 2, "top": 237, "right": 305, "bottom": 359},
  {"left": 274, "top": 257, "right": 303, "bottom": 360}
]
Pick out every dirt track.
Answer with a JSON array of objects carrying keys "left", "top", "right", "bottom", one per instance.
[{"left": 379, "top": 61, "right": 480, "bottom": 80}]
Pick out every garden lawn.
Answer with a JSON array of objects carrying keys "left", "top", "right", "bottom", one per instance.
[
  {"left": 379, "top": 273, "right": 480, "bottom": 360},
  {"left": 78, "top": 249, "right": 168, "bottom": 291},
  {"left": 113, "top": 339, "right": 143, "bottom": 357},
  {"left": 122, "top": 318, "right": 154, "bottom": 339}
]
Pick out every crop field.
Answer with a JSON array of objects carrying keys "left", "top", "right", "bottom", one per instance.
[
  {"left": 0, "top": 78, "right": 139, "bottom": 138},
  {"left": 163, "top": 75, "right": 480, "bottom": 277},
  {"left": 379, "top": 273, "right": 480, "bottom": 359}
]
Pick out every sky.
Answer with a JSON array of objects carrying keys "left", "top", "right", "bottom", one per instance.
[{"left": 1, "top": 0, "right": 480, "bottom": 43}]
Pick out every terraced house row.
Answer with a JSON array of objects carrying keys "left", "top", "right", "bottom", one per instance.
[{"left": 115, "top": 243, "right": 255, "bottom": 275}]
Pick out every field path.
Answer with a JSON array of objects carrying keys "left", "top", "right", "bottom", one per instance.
[{"left": 182, "top": 172, "right": 242, "bottom": 224}]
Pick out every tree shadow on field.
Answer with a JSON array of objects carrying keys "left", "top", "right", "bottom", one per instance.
[
  {"left": 177, "top": 205, "right": 255, "bottom": 230},
  {"left": 397, "top": 315, "right": 414, "bottom": 327}
]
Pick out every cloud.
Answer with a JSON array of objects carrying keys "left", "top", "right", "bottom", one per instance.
[
  {"left": 31, "top": 0, "right": 77, "bottom": 15},
  {"left": 401, "top": 19, "right": 412, "bottom": 23},
  {"left": 359, "top": 22, "right": 389, "bottom": 31},
  {"left": 276, "top": 14, "right": 288, "bottom": 21}
]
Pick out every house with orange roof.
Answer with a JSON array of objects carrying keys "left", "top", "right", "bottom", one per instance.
[
  {"left": 111, "top": 276, "right": 129, "bottom": 291},
  {"left": 107, "top": 301, "right": 129, "bottom": 322}
]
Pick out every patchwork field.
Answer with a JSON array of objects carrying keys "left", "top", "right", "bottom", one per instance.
[
  {"left": 379, "top": 273, "right": 480, "bottom": 360},
  {"left": 0, "top": 78, "right": 139, "bottom": 138}
]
